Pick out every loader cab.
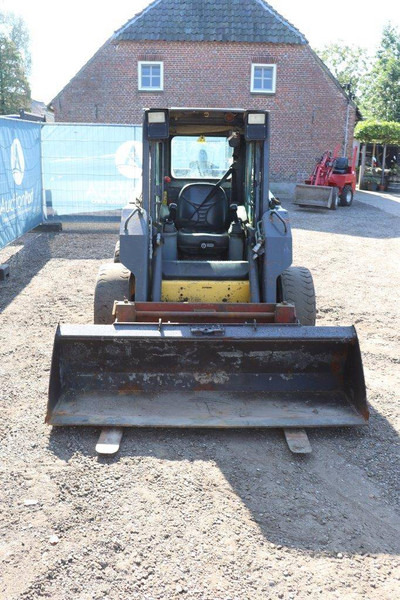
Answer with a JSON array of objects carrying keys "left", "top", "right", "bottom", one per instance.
[
  {"left": 143, "top": 108, "right": 269, "bottom": 249},
  {"left": 120, "top": 108, "right": 292, "bottom": 304},
  {"left": 166, "top": 135, "right": 235, "bottom": 260}
]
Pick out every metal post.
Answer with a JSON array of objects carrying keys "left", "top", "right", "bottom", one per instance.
[
  {"left": 39, "top": 123, "right": 46, "bottom": 221},
  {"left": 343, "top": 99, "right": 350, "bottom": 156},
  {"left": 262, "top": 114, "right": 271, "bottom": 214},
  {"left": 381, "top": 144, "right": 387, "bottom": 188},
  {"left": 358, "top": 144, "right": 367, "bottom": 189}
]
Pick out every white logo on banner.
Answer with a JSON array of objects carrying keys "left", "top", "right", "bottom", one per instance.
[
  {"left": 11, "top": 138, "right": 25, "bottom": 186},
  {"left": 115, "top": 141, "right": 142, "bottom": 179}
]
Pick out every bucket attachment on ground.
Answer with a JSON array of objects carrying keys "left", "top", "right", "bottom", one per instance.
[
  {"left": 47, "top": 322, "right": 368, "bottom": 429},
  {"left": 294, "top": 184, "right": 335, "bottom": 209}
]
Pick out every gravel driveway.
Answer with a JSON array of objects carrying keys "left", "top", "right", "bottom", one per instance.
[{"left": 0, "top": 192, "right": 399, "bottom": 599}]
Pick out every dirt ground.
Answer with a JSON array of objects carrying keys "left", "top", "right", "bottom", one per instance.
[{"left": 0, "top": 192, "right": 399, "bottom": 600}]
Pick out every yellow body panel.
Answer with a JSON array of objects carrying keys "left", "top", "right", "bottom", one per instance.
[{"left": 161, "top": 280, "right": 250, "bottom": 303}]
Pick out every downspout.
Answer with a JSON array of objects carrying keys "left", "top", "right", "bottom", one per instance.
[{"left": 343, "top": 97, "right": 350, "bottom": 156}]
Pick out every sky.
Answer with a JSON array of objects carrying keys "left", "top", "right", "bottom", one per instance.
[{"left": 1, "top": 0, "right": 400, "bottom": 104}]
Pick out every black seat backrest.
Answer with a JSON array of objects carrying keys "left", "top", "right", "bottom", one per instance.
[
  {"left": 333, "top": 157, "right": 349, "bottom": 174},
  {"left": 176, "top": 183, "right": 229, "bottom": 232}
]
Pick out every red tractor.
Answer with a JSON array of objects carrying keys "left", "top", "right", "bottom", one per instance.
[{"left": 294, "top": 145, "right": 357, "bottom": 210}]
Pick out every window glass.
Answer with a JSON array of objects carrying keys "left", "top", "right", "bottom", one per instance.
[
  {"left": 251, "top": 64, "right": 276, "bottom": 93},
  {"left": 149, "top": 65, "right": 160, "bottom": 88},
  {"left": 139, "top": 62, "right": 162, "bottom": 90},
  {"left": 171, "top": 137, "right": 232, "bottom": 179},
  {"left": 245, "top": 143, "right": 255, "bottom": 224},
  {"left": 253, "top": 67, "right": 272, "bottom": 89},
  {"left": 153, "top": 142, "right": 162, "bottom": 219}
]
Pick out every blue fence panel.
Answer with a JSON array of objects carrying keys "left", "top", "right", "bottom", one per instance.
[
  {"left": 41, "top": 124, "right": 142, "bottom": 219},
  {"left": 0, "top": 119, "right": 42, "bottom": 249}
]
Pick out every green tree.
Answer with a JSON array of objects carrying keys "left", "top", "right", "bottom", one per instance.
[
  {"left": 4, "top": 12, "right": 31, "bottom": 74},
  {"left": 0, "top": 35, "right": 31, "bottom": 114},
  {"left": 317, "top": 42, "right": 370, "bottom": 100},
  {"left": 362, "top": 24, "right": 400, "bottom": 121},
  {"left": 0, "top": 12, "right": 31, "bottom": 115},
  {"left": 0, "top": 10, "right": 31, "bottom": 114},
  {"left": 355, "top": 120, "right": 400, "bottom": 145}
]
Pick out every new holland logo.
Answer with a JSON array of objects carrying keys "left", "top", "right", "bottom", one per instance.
[{"left": 11, "top": 138, "right": 25, "bottom": 186}]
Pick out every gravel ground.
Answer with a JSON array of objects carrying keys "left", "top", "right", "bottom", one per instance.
[{"left": 0, "top": 192, "right": 399, "bottom": 599}]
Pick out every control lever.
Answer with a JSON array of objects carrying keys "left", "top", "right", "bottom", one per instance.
[
  {"left": 168, "top": 202, "right": 177, "bottom": 223},
  {"left": 269, "top": 195, "right": 281, "bottom": 209},
  {"left": 229, "top": 203, "right": 239, "bottom": 223}
]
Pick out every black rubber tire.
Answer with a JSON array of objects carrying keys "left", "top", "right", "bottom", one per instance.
[
  {"left": 94, "top": 263, "right": 132, "bottom": 324},
  {"left": 339, "top": 185, "right": 353, "bottom": 207},
  {"left": 328, "top": 187, "right": 339, "bottom": 210},
  {"left": 278, "top": 266, "right": 316, "bottom": 325},
  {"left": 113, "top": 240, "right": 120, "bottom": 263}
]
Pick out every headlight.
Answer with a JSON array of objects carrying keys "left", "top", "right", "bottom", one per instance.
[{"left": 248, "top": 113, "right": 266, "bottom": 125}]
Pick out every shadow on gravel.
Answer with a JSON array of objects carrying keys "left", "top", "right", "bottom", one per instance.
[
  {"left": 281, "top": 198, "right": 400, "bottom": 239},
  {"left": 47, "top": 403, "right": 400, "bottom": 556},
  {"left": 0, "top": 228, "right": 117, "bottom": 313},
  {"left": 0, "top": 234, "right": 53, "bottom": 314}
]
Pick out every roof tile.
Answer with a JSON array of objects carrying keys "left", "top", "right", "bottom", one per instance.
[{"left": 114, "top": 0, "right": 307, "bottom": 45}]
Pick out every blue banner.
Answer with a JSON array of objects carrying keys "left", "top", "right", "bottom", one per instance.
[{"left": 0, "top": 119, "right": 43, "bottom": 249}]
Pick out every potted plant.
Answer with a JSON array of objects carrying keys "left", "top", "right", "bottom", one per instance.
[{"left": 361, "top": 168, "right": 380, "bottom": 191}]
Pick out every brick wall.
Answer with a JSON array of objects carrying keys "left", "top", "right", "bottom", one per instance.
[{"left": 53, "top": 40, "right": 356, "bottom": 182}]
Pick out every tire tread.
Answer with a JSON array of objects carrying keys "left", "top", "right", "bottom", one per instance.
[
  {"left": 339, "top": 184, "right": 353, "bottom": 207},
  {"left": 94, "top": 263, "right": 131, "bottom": 324},
  {"left": 279, "top": 266, "right": 316, "bottom": 325}
]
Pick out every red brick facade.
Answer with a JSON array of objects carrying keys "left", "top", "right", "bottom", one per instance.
[{"left": 52, "top": 40, "right": 356, "bottom": 181}]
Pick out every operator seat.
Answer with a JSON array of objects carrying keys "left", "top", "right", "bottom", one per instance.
[
  {"left": 175, "top": 183, "right": 230, "bottom": 257},
  {"left": 333, "top": 157, "right": 349, "bottom": 174}
]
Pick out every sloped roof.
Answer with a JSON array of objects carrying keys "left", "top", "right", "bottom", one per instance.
[{"left": 113, "top": 0, "right": 307, "bottom": 44}]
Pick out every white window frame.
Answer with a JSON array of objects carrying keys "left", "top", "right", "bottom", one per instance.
[
  {"left": 251, "top": 63, "right": 276, "bottom": 94},
  {"left": 138, "top": 61, "right": 164, "bottom": 91}
]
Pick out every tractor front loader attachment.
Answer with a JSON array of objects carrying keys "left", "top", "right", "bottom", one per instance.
[
  {"left": 47, "top": 307, "right": 368, "bottom": 450},
  {"left": 294, "top": 184, "right": 336, "bottom": 209}
]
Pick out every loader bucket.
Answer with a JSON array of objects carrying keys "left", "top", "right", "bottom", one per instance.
[
  {"left": 294, "top": 184, "right": 334, "bottom": 209},
  {"left": 47, "top": 323, "right": 368, "bottom": 429}
]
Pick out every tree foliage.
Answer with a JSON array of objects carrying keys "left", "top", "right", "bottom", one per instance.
[
  {"left": 362, "top": 24, "right": 400, "bottom": 122},
  {"left": 317, "top": 42, "right": 370, "bottom": 100},
  {"left": 0, "top": 11, "right": 31, "bottom": 74},
  {"left": 0, "top": 11, "right": 31, "bottom": 115},
  {"left": 317, "top": 23, "right": 400, "bottom": 122},
  {"left": 354, "top": 120, "right": 400, "bottom": 145}
]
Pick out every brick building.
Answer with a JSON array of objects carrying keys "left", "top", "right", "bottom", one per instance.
[{"left": 51, "top": 0, "right": 358, "bottom": 182}]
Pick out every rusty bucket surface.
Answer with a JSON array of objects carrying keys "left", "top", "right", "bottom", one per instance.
[
  {"left": 47, "top": 323, "right": 368, "bottom": 428},
  {"left": 294, "top": 184, "right": 334, "bottom": 208}
]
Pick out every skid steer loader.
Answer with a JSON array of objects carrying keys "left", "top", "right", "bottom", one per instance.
[
  {"left": 46, "top": 108, "right": 368, "bottom": 455},
  {"left": 294, "top": 146, "right": 357, "bottom": 210}
]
